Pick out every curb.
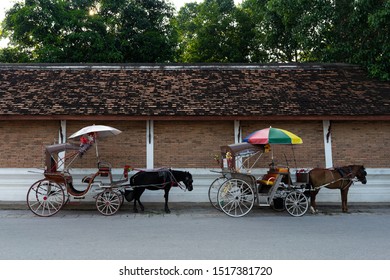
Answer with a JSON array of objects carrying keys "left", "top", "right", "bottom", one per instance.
[{"left": 1, "top": 201, "right": 389, "bottom": 212}]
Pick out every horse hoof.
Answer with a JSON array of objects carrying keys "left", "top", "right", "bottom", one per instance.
[
  {"left": 133, "top": 208, "right": 138, "bottom": 213},
  {"left": 310, "top": 206, "right": 318, "bottom": 214}
]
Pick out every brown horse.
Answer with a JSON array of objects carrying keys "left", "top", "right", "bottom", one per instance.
[{"left": 309, "top": 165, "right": 367, "bottom": 213}]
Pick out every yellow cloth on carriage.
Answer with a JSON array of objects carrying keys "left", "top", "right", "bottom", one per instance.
[{"left": 257, "top": 173, "right": 277, "bottom": 186}]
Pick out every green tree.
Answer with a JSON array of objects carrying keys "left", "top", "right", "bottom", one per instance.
[
  {"left": 322, "top": 0, "right": 389, "bottom": 80},
  {"left": 367, "top": 0, "right": 390, "bottom": 80},
  {"left": 0, "top": 0, "right": 177, "bottom": 62},
  {"left": 258, "top": 0, "right": 333, "bottom": 62},
  {"left": 239, "top": 0, "right": 268, "bottom": 62},
  {"left": 175, "top": 0, "right": 252, "bottom": 62}
]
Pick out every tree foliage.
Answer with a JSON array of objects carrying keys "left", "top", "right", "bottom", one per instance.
[
  {"left": 0, "top": 0, "right": 177, "bottom": 62},
  {"left": 0, "top": 0, "right": 389, "bottom": 80},
  {"left": 174, "top": 0, "right": 253, "bottom": 62},
  {"left": 322, "top": 0, "right": 390, "bottom": 80}
]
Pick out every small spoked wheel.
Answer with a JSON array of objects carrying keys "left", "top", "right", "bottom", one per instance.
[
  {"left": 217, "top": 179, "right": 255, "bottom": 218},
  {"left": 96, "top": 189, "right": 121, "bottom": 216},
  {"left": 284, "top": 191, "right": 309, "bottom": 217},
  {"left": 208, "top": 177, "right": 227, "bottom": 211},
  {"left": 26, "top": 179, "right": 65, "bottom": 217}
]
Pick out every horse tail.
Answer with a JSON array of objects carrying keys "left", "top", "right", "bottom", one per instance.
[{"left": 307, "top": 169, "right": 313, "bottom": 189}]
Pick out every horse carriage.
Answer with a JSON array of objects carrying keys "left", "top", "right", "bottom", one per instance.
[
  {"left": 209, "top": 127, "right": 368, "bottom": 217},
  {"left": 26, "top": 125, "right": 193, "bottom": 217},
  {"left": 209, "top": 142, "right": 311, "bottom": 217}
]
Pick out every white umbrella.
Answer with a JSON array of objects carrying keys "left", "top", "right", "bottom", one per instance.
[
  {"left": 69, "top": 125, "right": 122, "bottom": 160},
  {"left": 69, "top": 125, "right": 122, "bottom": 139}
]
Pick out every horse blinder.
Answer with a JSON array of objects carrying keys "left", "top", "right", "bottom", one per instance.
[{"left": 357, "top": 167, "right": 367, "bottom": 184}]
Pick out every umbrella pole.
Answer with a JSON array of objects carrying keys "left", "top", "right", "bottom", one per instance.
[
  {"left": 291, "top": 145, "right": 298, "bottom": 169},
  {"left": 95, "top": 138, "right": 99, "bottom": 162}
]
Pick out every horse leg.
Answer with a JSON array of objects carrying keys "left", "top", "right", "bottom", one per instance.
[
  {"left": 133, "top": 199, "right": 138, "bottom": 213},
  {"left": 137, "top": 199, "right": 145, "bottom": 212},
  {"left": 134, "top": 198, "right": 145, "bottom": 213},
  {"left": 310, "top": 189, "right": 319, "bottom": 214},
  {"left": 164, "top": 186, "right": 171, "bottom": 213},
  {"left": 133, "top": 188, "right": 145, "bottom": 213},
  {"left": 341, "top": 188, "right": 350, "bottom": 213}
]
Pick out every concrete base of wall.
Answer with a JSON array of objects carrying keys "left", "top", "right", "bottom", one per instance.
[{"left": 1, "top": 168, "right": 389, "bottom": 204}]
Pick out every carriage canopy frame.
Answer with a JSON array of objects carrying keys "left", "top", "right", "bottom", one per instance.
[{"left": 219, "top": 142, "right": 266, "bottom": 173}]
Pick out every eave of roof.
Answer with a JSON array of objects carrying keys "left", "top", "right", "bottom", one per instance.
[{"left": 1, "top": 114, "right": 390, "bottom": 121}]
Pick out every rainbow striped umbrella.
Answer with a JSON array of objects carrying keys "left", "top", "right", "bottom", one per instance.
[{"left": 243, "top": 127, "right": 302, "bottom": 145}]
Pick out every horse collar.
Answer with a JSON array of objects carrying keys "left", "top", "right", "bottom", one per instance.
[{"left": 336, "top": 167, "right": 352, "bottom": 178}]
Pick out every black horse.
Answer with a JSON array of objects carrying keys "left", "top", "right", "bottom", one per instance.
[{"left": 124, "top": 169, "right": 193, "bottom": 213}]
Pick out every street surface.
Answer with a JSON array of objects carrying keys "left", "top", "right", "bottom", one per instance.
[{"left": 1, "top": 203, "right": 390, "bottom": 260}]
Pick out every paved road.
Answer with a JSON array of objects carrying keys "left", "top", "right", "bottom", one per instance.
[{"left": 1, "top": 203, "right": 390, "bottom": 260}]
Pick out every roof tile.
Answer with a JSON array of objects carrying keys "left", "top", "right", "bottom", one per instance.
[{"left": 0, "top": 63, "right": 389, "bottom": 120}]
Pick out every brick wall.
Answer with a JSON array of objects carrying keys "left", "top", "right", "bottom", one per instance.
[
  {"left": 0, "top": 120, "right": 59, "bottom": 168},
  {"left": 331, "top": 121, "right": 390, "bottom": 168},
  {"left": 0, "top": 120, "right": 388, "bottom": 169},
  {"left": 154, "top": 121, "right": 234, "bottom": 168}
]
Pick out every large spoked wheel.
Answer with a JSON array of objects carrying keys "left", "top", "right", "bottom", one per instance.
[
  {"left": 208, "top": 177, "right": 227, "bottom": 211},
  {"left": 284, "top": 191, "right": 309, "bottom": 217},
  {"left": 217, "top": 179, "right": 255, "bottom": 218},
  {"left": 96, "top": 189, "right": 121, "bottom": 216},
  {"left": 27, "top": 179, "right": 65, "bottom": 217}
]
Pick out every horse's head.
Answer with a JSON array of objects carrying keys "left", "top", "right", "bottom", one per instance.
[
  {"left": 183, "top": 171, "right": 194, "bottom": 191},
  {"left": 351, "top": 165, "right": 367, "bottom": 184},
  {"left": 170, "top": 170, "right": 193, "bottom": 191}
]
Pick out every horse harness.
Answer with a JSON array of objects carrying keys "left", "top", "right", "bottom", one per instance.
[{"left": 314, "top": 167, "right": 354, "bottom": 190}]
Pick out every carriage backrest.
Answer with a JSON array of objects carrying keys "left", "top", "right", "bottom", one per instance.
[{"left": 44, "top": 143, "right": 80, "bottom": 173}]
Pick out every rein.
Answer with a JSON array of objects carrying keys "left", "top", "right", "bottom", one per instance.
[{"left": 168, "top": 171, "right": 186, "bottom": 190}]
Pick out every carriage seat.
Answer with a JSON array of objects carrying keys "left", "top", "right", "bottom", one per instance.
[
  {"left": 98, "top": 161, "right": 112, "bottom": 177},
  {"left": 257, "top": 173, "right": 278, "bottom": 193},
  {"left": 269, "top": 167, "right": 289, "bottom": 174},
  {"left": 257, "top": 173, "right": 277, "bottom": 186}
]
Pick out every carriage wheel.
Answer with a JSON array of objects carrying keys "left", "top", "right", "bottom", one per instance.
[
  {"left": 96, "top": 189, "right": 121, "bottom": 216},
  {"left": 217, "top": 179, "right": 255, "bottom": 218},
  {"left": 284, "top": 191, "right": 309, "bottom": 217},
  {"left": 26, "top": 179, "right": 65, "bottom": 217},
  {"left": 208, "top": 177, "right": 227, "bottom": 211}
]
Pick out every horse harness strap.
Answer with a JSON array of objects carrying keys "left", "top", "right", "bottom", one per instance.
[
  {"left": 315, "top": 168, "right": 353, "bottom": 190},
  {"left": 166, "top": 170, "right": 185, "bottom": 190},
  {"left": 336, "top": 167, "right": 355, "bottom": 190}
]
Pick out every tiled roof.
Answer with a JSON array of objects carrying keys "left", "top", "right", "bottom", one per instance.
[{"left": 0, "top": 63, "right": 389, "bottom": 120}]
